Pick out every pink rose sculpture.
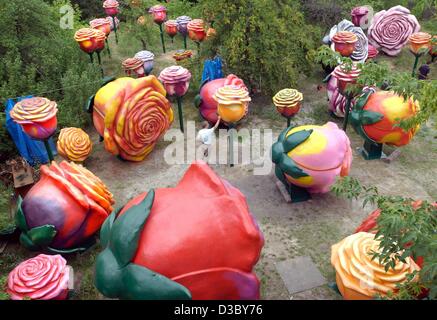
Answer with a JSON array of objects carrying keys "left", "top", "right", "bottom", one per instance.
[
  {"left": 367, "top": 44, "right": 379, "bottom": 60},
  {"left": 103, "top": 0, "right": 119, "bottom": 16},
  {"left": 7, "top": 254, "right": 71, "bottom": 300},
  {"left": 368, "top": 5, "right": 420, "bottom": 56},
  {"left": 158, "top": 66, "right": 192, "bottom": 97},
  {"left": 106, "top": 16, "right": 120, "bottom": 31},
  {"left": 351, "top": 6, "right": 371, "bottom": 29}
]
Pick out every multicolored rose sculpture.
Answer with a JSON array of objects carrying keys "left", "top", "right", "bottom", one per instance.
[
  {"left": 332, "top": 31, "right": 358, "bottom": 57},
  {"left": 195, "top": 74, "right": 247, "bottom": 126},
  {"left": 122, "top": 57, "right": 145, "bottom": 78},
  {"left": 165, "top": 20, "right": 178, "bottom": 42},
  {"left": 367, "top": 44, "right": 379, "bottom": 60},
  {"left": 331, "top": 232, "right": 421, "bottom": 300},
  {"left": 74, "top": 28, "right": 98, "bottom": 54},
  {"left": 92, "top": 76, "right": 173, "bottom": 161},
  {"left": 94, "top": 161, "right": 264, "bottom": 300},
  {"left": 272, "top": 122, "right": 352, "bottom": 201},
  {"left": 103, "top": 0, "right": 119, "bottom": 16},
  {"left": 148, "top": 4, "right": 167, "bottom": 24},
  {"left": 409, "top": 32, "right": 432, "bottom": 76},
  {"left": 176, "top": 16, "right": 192, "bottom": 49},
  {"left": 7, "top": 254, "right": 71, "bottom": 300},
  {"left": 15, "top": 161, "right": 114, "bottom": 253},
  {"left": 134, "top": 50, "right": 155, "bottom": 75},
  {"left": 273, "top": 89, "right": 303, "bottom": 127},
  {"left": 350, "top": 90, "right": 419, "bottom": 159},
  {"left": 351, "top": 6, "right": 371, "bottom": 29},
  {"left": 158, "top": 66, "right": 191, "bottom": 132},
  {"left": 10, "top": 97, "right": 58, "bottom": 141},
  {"left": 57, "top": 127, "right": 92, "bottom": 163},
  {"left": 187, "top": 19, "right": 206, "bottom": 51},
  {"left": 324, "top": 20, "right": 368, "bottom": 62},
  {"left": 213, "top": 85, "right": 251, "bottom": 125},
  {"left": 103, "top": 0, "right": 120, "bottom": 44},
  {"left": 90, "top": 18, "right": 111, "bottom": 36},
  {"left": 173, "top": 50, "right": 193, "bottom": 62},
  {"left": 368, "top": 5, "right": 420, "bottom": 56},
  {"left": 327, "top": 76, "right": 355, "bottom": 118},
  {"left": 332, "top": 63, "right": 361, "bottom": 95}
]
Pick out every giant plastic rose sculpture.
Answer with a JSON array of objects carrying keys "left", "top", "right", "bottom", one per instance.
[
  {"left": 7, "top": 254, "right": 71, "bottom": 300},
  {"left": 351, "top": 6, "right": 371, "bottom": 29},
  {"left": 158, "top": 65, "right": 192, "bottom": 97},
  {"left": 272, "top": 122, "right": 352, "bottom": 197},
  {"left": 92, "top": 76, "right": 173, "bottom": 161},
  {"left": 331, "top": 232, "right": 420, "bottom": 300},
  {"left": 195, "top": 74, "right": 247, "bottom": 126},
  {"left": 57, "top": 127, "right": 92, "bottom": 163},
  {"left": 134, "top": 50, "right": 155, "bottom": 75},
  {"left": 187, "top": 19, "right": 206, "bottom": 43},
  {"left": 15, "top": 161, "right": 114, "bottom": 253},
  {"left": 213, "top": 85, "right": 251, "bottom": 124},
  {"left": 327, "top": 76, "right": 355, "bottom": 118},
  {"left": 122, "top": 57, "right": 145, "bottom": 77},
  {"left": 368, "top": 5, "right": 420, "bottom": 56},
  {"left": 94, "top": 161, "right": 264, "bottom": 300},
  {"left": 323, "top": 20, "right": 368, "bottom": 62},
  {"left": 10, "top": 97, "right": 58, "bottom": 140}
]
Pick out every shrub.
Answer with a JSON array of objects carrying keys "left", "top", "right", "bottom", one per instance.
[
  {"left": 200, "top": 0, "right": 321, "bottom": 95},
  {"left": 0, "top": 0, "right": 101, "bottom": 160}
]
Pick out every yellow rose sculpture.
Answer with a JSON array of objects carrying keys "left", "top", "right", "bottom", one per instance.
[
  {"left": 331, "top": 232, "right": 420, "bottom": 300},
  {"left": 213, "top": 85, "right": 251, "bottom": 124},
  {"left": 57, "top": 128, "right": 92, "bottom": 162},
  {"left": 92, "top": 76, "right": 174, "bottom": 162},
  {"left": 273, "top": 89, "right": 303, "bottom": 119}
]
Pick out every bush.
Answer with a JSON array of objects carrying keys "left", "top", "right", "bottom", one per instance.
[
  {"left": 0, "top": 0, "right": 101, "bottom": 160},
  {"left": 200, "top": 0, "right": 321, "bottom": 95}
]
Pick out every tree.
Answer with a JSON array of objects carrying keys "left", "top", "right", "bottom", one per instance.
[{"left": 199, "top": 0, "right": 321, "bottom": 95}]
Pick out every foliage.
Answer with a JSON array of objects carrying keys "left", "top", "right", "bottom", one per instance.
[
  {"left": 0, "top": 0, "right": 101, "bottom": 160},
  {"left": 0, "top": 276, "right": 9, "bottom": 300},
  {"left": 332, "top": 176, "right": 437, "bottom": 299},
  {"left": 312, "top": 45, "right": 437, "bottom": 130},
  {"left": 199, "top": 0, "right": 321, "bottom": 95}
]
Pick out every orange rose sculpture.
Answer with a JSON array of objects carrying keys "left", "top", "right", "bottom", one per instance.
[
  {"left": 122, "top": 57, "right": 145, "bottom": 77},
  {"left": 273, "top": 89, "right": 303, "bottom": 121},
  {"left": 90, "top": 18, "right": 111, "bottom": 36},
  {"left": 92, "top": 76, "right": 174, "bottom": 161},
  {"left": 94, "top": 161, "right": 264, "bottom": 300},
  {"left": 74, "top": 28, "right": 98, "bottom": 54},
  {"left": 10, "top": 97, "right": 58, "bottom": 140},
  {"left": 187, "top": 19, "right": 206, "bottom": 43},
  {"left": 409, "top": 32, "right": 432, "bottom": 55},
  {"left": 57, "top": 127, "right": 92, "bottom": 163},
  {"left": 332, "top": 31, "right": 358, "bottom": 57},
  {"left": 15, "top": 161, "right": 114, "bottom": 253},
  {"left": 350, "top": 90, "right": 419, "bottom": 148},
  {"left": 213, "top": 85, "right": 251, "bottom": 124},
  {"left": 331, "top": 232, "right": 421, "bottom": 300},
  {"left": 165, "top": 20, "right": 178, "bottom": 42}
]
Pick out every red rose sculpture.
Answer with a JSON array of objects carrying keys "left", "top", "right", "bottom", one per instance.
[
  {"left": 368, "top": 5, "right": 420, "bottom": 56},
  {"left": 103, "top": 0, "right": 119, "bottom": 16},
  {"left": 187, "top": 19, "right": 206, "bottom": 42},
  {"left": 7, "top": 254, "right": 71, "bottom": 300},
  {"left": 94, "top": 161, "right": 264, "bottom": 300},
  {"left": 367, "top": 44, "right": 379, "bottom": 60},
  {"left": 195, "top": 74, "right": 247, "bottom": 125},
  {"left": 15, "top": 161, "right": 114, "bottom": 253}
]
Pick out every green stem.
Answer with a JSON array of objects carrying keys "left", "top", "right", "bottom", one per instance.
[
  {"left": 342, "top": 96, "right": 352, "bottom": 131},
  {"left": 112, "top": 16, "right": 118, "bottom": 44},
  {"left": 183, "top": 35, "right": 187, "bottom": 50},
  {"left": 159, "top": 24, "right": 166, "bottom": 53},
  {"left": 196, "top": 42, "right": 200, "bottom": 55},
  {"left": 105, "top": 39, "right": 111, "bottom": 58},
  {"left": 177, "top": 96, "right": 184, "bottom": 133},
  {"left": 88, "top": 53, "right": 94, "bottom": 64},
  {"left": 287, "top": 117, "right": 291, "bottom": 128},
  {"left": 411, "top": 55, "right": 419, "bottom": 77},
  {"left": 97, "top": 51, "right": 104, "bottom": 77},
  {"left": 43, "top": 139, "right": 54, "bottom": 162}
]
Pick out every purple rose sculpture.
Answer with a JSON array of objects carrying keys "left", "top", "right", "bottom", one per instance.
[
  {"left": 368, "top": 5, "right": 420, "bottom": 56},
  {"left": 351, "top": 6, "right": 372, "bottom": 30},
  {"left": 323, "top": 20, "right": 368, "bottom": 62},
  {"left": 176, "top": 16, "right": 192, "bottom": 36}
]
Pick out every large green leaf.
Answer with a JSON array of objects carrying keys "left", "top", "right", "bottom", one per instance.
[
  {"left": 15, "top": 196, "right": 28, "bottom": 232},
  {"left": 19, "top": 233, "right": 38, "bottom": 251},
  {"left": 110, "top": 190, "right": 155, "bottom": 267},
  {"left": 359, "top": 110, "right": 384, "bottom": 126},
  {"left": 100, "top": 208, "right": 119, "bottom": 248},
  {"left": 121, "top": 264, "right": 192, "bottom": 300},
  {"left": 27, "top": 225, "right": 56, "bottom": 247},
  {"left": 279, "top": 155, "right": 308, "bottom": 179},
  {"left": 282, "top": 129, "right": 313, "bottom": 153}
]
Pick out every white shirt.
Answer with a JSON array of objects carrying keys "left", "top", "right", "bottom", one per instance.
[{"left": 197, "top": 128, "right": 215, "bottom": 145}]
